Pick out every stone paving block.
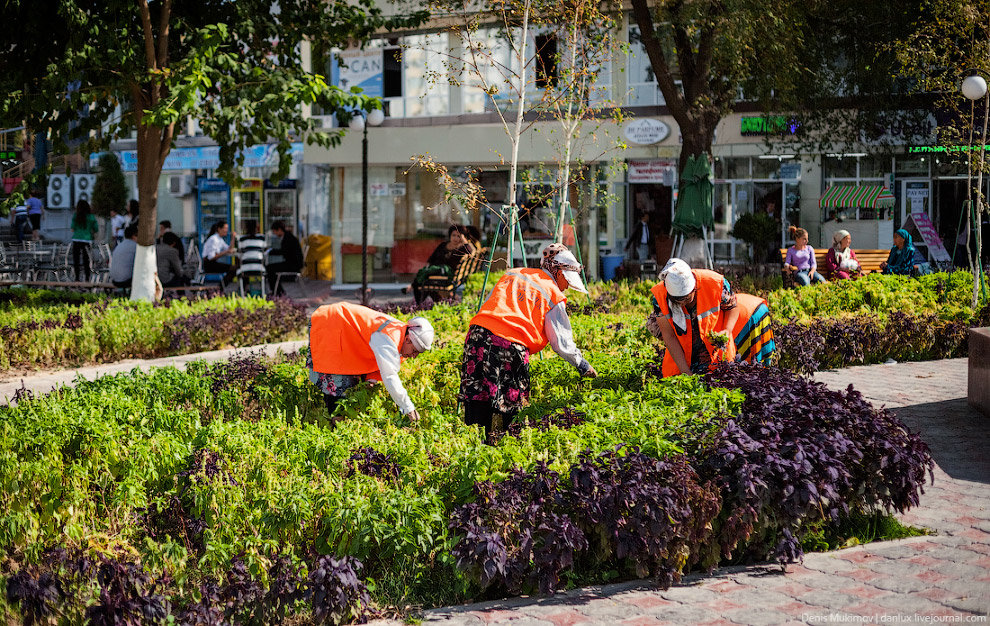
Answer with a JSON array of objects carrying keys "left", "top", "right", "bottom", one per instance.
[
  {"left": 719, "top": 608, "right": 790, "bottom": 626},
  {"left": 656, "top": 586, "right": 719, "bottom": 605},
  {"left": 645, "top": 605, "right": 718, "bottom": 624},
  {"left": 794, "top": 590, "right": 861, "bottom": 610},
  {"left": 466, "top": 609, "right": 520, "bottom": 624},
  {"left": 616, "top": 595, "right": 677, "bottom": 612},
  {"left": 617, "top": 617, "right": 669, "bottom": 626},
  {"left": 914, "top": 569, "right": 954, "bottom": 585},
  {"left": 836, "top": 585, "right": 891, "bottom": 601},
  {"left": 712, "top": 589, "right": 794, "bottom": 608},
  {"left": 932, "top": 560, "right": 990, "bottom": 579},
  {"left": 872, "top": 592, "right": 951, "bottom": 615},
  {"left": 528, "top": 609, "right": 589, "bottom": 626},
  {"left": 868, "top": 575, "right": 932, "bottom": 594},
  {"left": 862, "top": 558, "right": 927, "bottom": 578},
  {"left": 931, "top": 579, "right": 990, "bottom": 599},
  {"left": 573, "top": 598, "right": 635, "bottom": 621},
  {"left": 943, "top": 595, "right": 990, "bottom": 615}
]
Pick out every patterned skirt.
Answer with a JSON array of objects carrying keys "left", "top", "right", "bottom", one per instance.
[
  {"left": 733, "top": 294, "right": 776, "bottom": 365},
  {"left": 458, "top": 325, "right": 531, "bottom": 413}
]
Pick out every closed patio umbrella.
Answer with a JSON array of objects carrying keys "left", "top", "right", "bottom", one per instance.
[
  {"left": 672, "top": 153, "right": 714, "bottom": 237},
  {"left": 670, "top": 154, "right": 715, "bottom": 267}
]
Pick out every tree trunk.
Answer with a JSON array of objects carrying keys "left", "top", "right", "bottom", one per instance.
[{"left": 132, "top": 121, "right": 164, "bottom": 302}]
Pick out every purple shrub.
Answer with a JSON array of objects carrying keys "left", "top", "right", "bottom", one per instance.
[
  {"left": 565, "top": 449, "right": 721, "bottom": 588},
  {"left": 5, "top": 568, "right": 64, "bottom": 626},
  {"left": 702, "top": 362, "right": 934, "bottom": 564},
  {"left": 203, "top": 352, "right": 269, "bottom": 395},
  {"left": 449, "top": 464, "right": 587, "bottom": 595},
  {"left": 346, "top": 447, "right": 401, "bottom": 483},
  {"left": 306, "top": 556, "right": 371, "bottom": 625},
  {"left": 163, "top": 299, "right": 307, "bottom": 353},
  {"left": 499, "top": 407, "right": 587, "bottom": 441}
]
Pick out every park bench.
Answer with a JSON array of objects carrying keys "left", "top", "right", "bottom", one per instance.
[
  {"left": 779, "top": 247, "right": 889, "bottom": 286},
  {"left": 419, "top": 248, "right": 488, "bottom": 302},
  {"left": 162, "top": 284, "right": 223, "bottom": 296}
]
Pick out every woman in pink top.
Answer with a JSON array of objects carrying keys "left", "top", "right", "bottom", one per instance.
[
  {"left": 784, "top": 226, "right": 827, "bottom": 286},
  {"left": 823, "top": 229, "right": 862, "bottom": 280}
]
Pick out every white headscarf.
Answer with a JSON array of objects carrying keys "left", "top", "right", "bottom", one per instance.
[
  {"left": 406, "top": 317, "right": 435, "bottom": 352},
  {"left": 832, "top": 229, "right": 855, "bottom": 268},
  {"left": 659, "top": 258, "right": 695, "bottom": 333}
]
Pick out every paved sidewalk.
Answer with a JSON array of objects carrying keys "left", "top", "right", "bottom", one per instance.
[
  {"left": 376, "top": 359, "right": 990, "bottom": 626},
  {"left": 0, "top": 340, "right": 307, "bottom": 405}
]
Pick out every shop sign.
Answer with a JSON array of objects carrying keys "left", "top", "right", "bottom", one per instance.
[
  {"left": 909, "top": 144, "right": 990, "bottom": 153},
  {"left": 0, "top": 150, "right": 19, "bottom": 160},
  {"left": 740, "top": 116, "right": 799, "bottom": 136},
  {"left": 332, "top": 48, "right": 383, "bottom": 97},
  {"left": 89, "top": 143, "right": 304, "bottom": 172},
  {"left": 623, "top": 119, "right": 670, "bottom": 145},
  {"left": 389, "top": 183, "right": 406, "bottom": 196},
  {"left": 370, "top": 182, "right": 390, "bottom": 197},
  {"left": 628, "top": 159, "right": 676, "bottom": 184},
  {"left": 907, "top": 211, "right": 951, "bottom": 263},
  {"left": 779, "top": 163, "right": 801, "bottom": 179}
]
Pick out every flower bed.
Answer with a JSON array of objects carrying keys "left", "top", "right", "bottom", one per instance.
[
  {"left": 1, "top": 286, "right": 934, "bottom": 623},
  {"left": 0, "top": 289, "right": 308, "bottom": 370}
]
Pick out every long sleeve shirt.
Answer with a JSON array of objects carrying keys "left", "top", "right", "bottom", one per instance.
[
  {"left": 545, "top": 302, "right": 591, "bottom": 373},
  {"left": 367, "top": 330, "right": 416, "bottom": 415}
]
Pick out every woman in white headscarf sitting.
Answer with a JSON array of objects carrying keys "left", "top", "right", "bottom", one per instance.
[
  {"left": 646, "top": 259, "right": 776, "bottom": 377},
  {"left": 823, "top": 229, "right": 862, "bottom": 281}
]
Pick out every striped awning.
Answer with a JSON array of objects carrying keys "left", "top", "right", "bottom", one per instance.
[{"left": 819, "top": 185, "right": 895, "bottom": 209}]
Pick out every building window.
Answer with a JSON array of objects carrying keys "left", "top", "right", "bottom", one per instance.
[{"left": 535, "top": 34, "right": 558, "bottom": 89}]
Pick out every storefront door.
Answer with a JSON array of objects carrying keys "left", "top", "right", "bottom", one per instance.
[{"left": 901, "top": 179, "right": 932, "bottom": 258}]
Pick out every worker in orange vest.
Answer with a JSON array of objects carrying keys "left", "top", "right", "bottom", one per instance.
[
  {"left": 459, "top": 243, "right": 598, "bottom": 440},
  {"left": 308, "top": 302, "right": 435, "bottom": 423},
  {"left": 647, "top": 258, "right": 776, "bottom": 377}
]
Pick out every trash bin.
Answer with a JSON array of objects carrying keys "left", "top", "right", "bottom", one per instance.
[{"left": 601, "top": 254, "right": 624, "bottom": 281}]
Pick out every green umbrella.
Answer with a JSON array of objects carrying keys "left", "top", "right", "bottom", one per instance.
[{"left": 672, "top": 153, "right": 715, "bottom": 238}]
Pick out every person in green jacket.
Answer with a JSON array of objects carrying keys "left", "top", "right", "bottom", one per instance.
[{"left": 71, "top": 200, "right": 99, "bottom": 281}]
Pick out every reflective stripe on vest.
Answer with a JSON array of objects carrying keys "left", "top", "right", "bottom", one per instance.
[
  {"left": 651, "top": 269, "right": 737, "bottom": 376},
  {"left": 470, "top": 268, "right": 565, "bottom": 353},
  {"left": 310, "top": 302, "right": 404, "bottom": 375}
]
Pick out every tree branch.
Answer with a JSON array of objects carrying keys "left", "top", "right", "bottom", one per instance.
[
  {"left": 630, "top": 0, "right": 691, "bottom": 126},
  {"left": 157, "top": 0, "right": 172, "bottom": 70},
  {"left": 138, "top": 0, "right": 157, "bottom": 71}
]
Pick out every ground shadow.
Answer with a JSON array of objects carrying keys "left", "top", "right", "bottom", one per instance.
[{"left": 892, "top": 398, "right": 990, "bottom": 485}]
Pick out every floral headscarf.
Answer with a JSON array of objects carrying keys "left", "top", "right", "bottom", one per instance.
[{"left": 541, "top": 242, "right": 580, "bottom": 276}]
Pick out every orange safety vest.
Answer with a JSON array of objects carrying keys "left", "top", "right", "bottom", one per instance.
[
  {"left": 471, "top": 268, "right": 566, "bottom": 353},
  {"left": 309, "top": 302, "right": 406, "bottom": 377},
  {"left": 651, "top": 269, "right": 737, "bottom": 377}
]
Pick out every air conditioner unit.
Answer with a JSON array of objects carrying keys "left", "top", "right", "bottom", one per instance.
[
  {"left": 47, "top": 174, "right": 71, "bottom": 209},
  {"left": 168, "top": 174, "right": 193, "bottom": 197},
  {"left": 73, "top": 174, "right": 96, "bottom": 205}
]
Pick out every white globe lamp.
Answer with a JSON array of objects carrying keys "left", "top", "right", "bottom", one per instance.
[
  {"left": 367, "top": 108, "right": 386, "bottom": 127},
  {"left": 348, "top": 114, "right": 365, "bottom": 131},
  {"left": 962, "top": 75, "right": 988, "bottom": 101}
]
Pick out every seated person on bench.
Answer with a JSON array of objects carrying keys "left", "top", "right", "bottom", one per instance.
[
  {"left": 110, "top": 224, "right": 139, "bottom": 288},
  {"left": 202, "top": 220, "right": 238, "bottom": 286},
  {"left": 265, "top": 220, "right": 304, "bottom": 296},
  {"left": 157, "top": 232, "right": 191, "bottom": 288}
]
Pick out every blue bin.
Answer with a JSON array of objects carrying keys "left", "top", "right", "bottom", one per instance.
[{"left": 601, "top": 254, "right": 624, "bottom": 281}]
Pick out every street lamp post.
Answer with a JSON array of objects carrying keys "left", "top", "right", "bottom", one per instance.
[
  {"left": 962, "top": 74, "right": 988, "bottom": 307},
  {"left": 349, "top": 108, "right": 385, "bottom": 305}
]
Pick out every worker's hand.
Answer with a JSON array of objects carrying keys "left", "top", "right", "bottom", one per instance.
[
  {"left": 407, "top": 409, "right": 421, "bottom": 423},
  {"left": 582, "top": 365, "right": 598, "bottom": 378}
]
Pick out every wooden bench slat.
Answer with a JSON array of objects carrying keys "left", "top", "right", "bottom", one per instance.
[{"left": 779, "top": 247, "right": 890, "bottom": 278}]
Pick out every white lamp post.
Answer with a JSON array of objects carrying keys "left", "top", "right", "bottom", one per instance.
[
  {"left": 962, "top": 73, "right": 989, "bottom": 306},
  {"left": 349, "top": 108, "right": 385, "bottom": 305}
]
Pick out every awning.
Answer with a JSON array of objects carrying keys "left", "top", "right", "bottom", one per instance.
[{"left": 819, "top": 185, "right": 895, "bottom": 209}]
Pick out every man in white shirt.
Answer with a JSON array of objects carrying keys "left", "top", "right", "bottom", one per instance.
[{"left": 110, "top": 225, "right": 139, "bottom": 288}]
